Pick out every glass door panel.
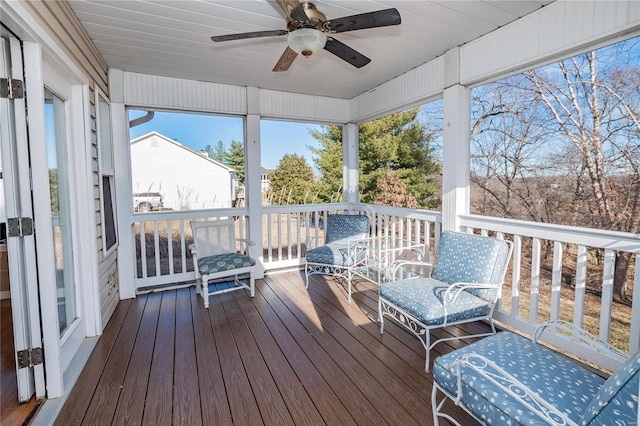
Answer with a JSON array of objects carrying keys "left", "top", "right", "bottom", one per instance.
[{"left": 44, "top": 88, "right": 76, "bottom": 335}]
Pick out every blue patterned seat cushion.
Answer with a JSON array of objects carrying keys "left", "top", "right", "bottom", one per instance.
[
  {"left": 434, "top": 331, "right": 606, "bottom": 425},
  {"left": 306, "top": 240, "right": 365, "bottom": 267},
  {"left": 580, "top": 351, "right": 639, "bottom": 425},
  {"left": 432, "top": 231, "right": 511, "bottom": 301},
  {"left": 379, "top": 278, "right": 491, "bottom": 326},
  {"left": 198, "top": 253, "right": 255, "bottom": 275}
]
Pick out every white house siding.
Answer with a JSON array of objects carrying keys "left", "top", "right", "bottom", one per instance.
[{"left": 130, "top": 132, "right": 234, "bottom": 210}]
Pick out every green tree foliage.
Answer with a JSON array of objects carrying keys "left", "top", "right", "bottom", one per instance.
[
  {"left": 310, "top": 108, "right": 441, "bottom": 208},
  {"left": 224, "top": 140, "right": 245, "bottom": 185},
  {"left": 268, "top": 154, "right": 317, "bottom": 205},
  {"left": 309, "top": 125, "right": 343, "bottom": 202},
  {"left": 203, "top": 140, "right": 226, "bottom": 163},
  {"left": 202, "top": 139, "right": 245, "bottom": 184}
]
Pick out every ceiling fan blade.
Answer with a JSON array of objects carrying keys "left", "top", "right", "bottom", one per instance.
[
  {"left": 211, "top": 30, "right": 288, "bottom": 42},
  {"left": 275, "top": 0, "right": 308, "bottom": 22},
  {"left": 273, "top": 47, "right": 298, "bottom": 72},
  {"left": 327, "top": 8, "right": 401, "bottom": 33},
  {"left": 324, "top": 38, "right": 370, "bottom": 68}
]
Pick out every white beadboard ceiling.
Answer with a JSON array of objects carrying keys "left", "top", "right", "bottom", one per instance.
[{"left": 68, "top": 0, "right": 554, "bottom": 99}]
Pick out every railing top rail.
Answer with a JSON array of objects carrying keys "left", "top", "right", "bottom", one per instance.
[
  {"left": 460, "top": 214, "right": 640, "bottom": 252},
  {"left": 351, "top": 202, "right": 442, "bottom": 222},
  {"left": 131, "top": 207, "right": 250, "bottom": 223},
  {"left": 262, "top": 203, "right": 350, "bottom": 214}
]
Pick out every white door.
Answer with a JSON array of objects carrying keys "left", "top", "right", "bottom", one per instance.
[
  {"left": 0, "top": 32, "right": 46, "bottom": 401},
  {"left": 41, "top": 65, "right": 86, "bottom": 374}
]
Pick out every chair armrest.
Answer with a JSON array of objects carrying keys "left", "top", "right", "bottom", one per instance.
[
  {"left": 389, "top": 261, "right": 432, "bottom": 279},
  {"left": 442, "top": 282, "right": 502, "bottom": 305},
  {"left": 305, "top": 235, "right": 322, "bottom": 248},
  {"left": 449, "top": 353, "right": 579, "bottom": 426},
  {"left": 533, "top": 320, "right": 628, "bottom": 362},
  {"left": 189, "top": 243, "right": 197, "bottom": 255},
  {"left": 236, "top": 238, "right": 255, "bottom": 255}
]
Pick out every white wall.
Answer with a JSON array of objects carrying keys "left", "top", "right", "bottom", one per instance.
[{"left": 130, "top": 133, "right": 233, "bottom": 210}]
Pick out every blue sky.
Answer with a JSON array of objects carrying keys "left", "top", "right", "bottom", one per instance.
[{"left": 128, "top": 110, "right": 323, "bottom": 170}]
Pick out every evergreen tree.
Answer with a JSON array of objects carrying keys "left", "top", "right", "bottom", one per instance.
[
  {"left": 310, "top": 108, "right": 441, "bottom": 208},
  {"left": 268, "top": 154, "right": 316, "bottom": 205},
  {"left": 225, "top": 140, "right": 245, "bottom": 184},
  {"left": 203, "top": 140, "right": 227, "bottom": 163},
  {"left": 309, "top": 126, "right": 343, "bottom": 202}
]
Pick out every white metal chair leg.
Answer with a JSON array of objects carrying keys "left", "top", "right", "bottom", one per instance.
[{"left": 431, "top": 384, "right": 461, "bottom": 426}]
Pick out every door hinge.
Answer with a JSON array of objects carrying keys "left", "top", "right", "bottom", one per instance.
[
  {"left": 17, "top": 347, "right": 43, "bottom": 369},
  {"left": 7, "top": 217, "right": 34, "bottom": 237},
  {"left": 0, "top": 78, "right": 24, "bottom": 99}
]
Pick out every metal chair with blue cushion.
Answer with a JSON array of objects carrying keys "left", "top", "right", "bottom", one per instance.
[
  {"left": 305, "top": 213, "right": 370, "bottom": 301},
  {"left": 189, "top": 219, "right": 256, "bottom": 309},
  {"left": 432, "top": 320, "right": 639, "bottom": 425},
  {"left": 379, "top": 230, "right": 513, "bottom": 371}
]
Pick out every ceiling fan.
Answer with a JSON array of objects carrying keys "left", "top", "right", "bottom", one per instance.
[{"left": 211, "top": 0, "right": 401, "bottom": 72}]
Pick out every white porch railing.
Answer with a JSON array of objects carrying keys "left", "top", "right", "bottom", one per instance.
[
  {"left": 460, "top": 214, "right": 639, "bottom": 371},
  {"left": 131, "top": 207, "right": 249, "bottom": 290},
  {"left": 261, "top": 202, "right": 350, "bottom": 270},
  {"left": 129, "top": 204, "right": 636, "bottom": 370}
]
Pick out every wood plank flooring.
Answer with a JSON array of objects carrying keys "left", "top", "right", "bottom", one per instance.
[
  {"left": 55, "top": 272, "right": 486, "bottom": 425},
  {"left": 1, "top": 299, "right": 39, "bottom": 426}
]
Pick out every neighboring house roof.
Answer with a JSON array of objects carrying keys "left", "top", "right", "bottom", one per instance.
[
  {"left": 260, "top": 167, "right": 273, "bottom": 175},
  {"left": 130, "top": 131, "right": 235, "bottom": 172}
]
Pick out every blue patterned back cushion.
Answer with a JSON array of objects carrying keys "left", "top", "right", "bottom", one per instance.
[
  {"left": 580, "top": 351, "right": 640, "bottom": 425},
  {"left": 325, "top": 214, "right": 369, "bottom": 244},
  {"left": 431, "top": 231, "right": 511, "bottom": 301}
]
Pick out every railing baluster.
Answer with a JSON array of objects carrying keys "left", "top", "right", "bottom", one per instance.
[
  {"left": 180, "top": 219, "right": 187, "bottom": 273},
  {"left": 573, "top": 245, "right": 587, "bottom": 328},
  {"left": 530, "top": 237, "right": 541, "bottom": 324},
  {"left": 153, "top": 221, "right": 160, "bottom": 276},
  {"left": 510, "top": 235, "right": 522, "bottom": 317},
  {"left": 424, "top": 221, "right": 431, "bottom": 262},
  {"left": 630, "top": 254, "right": 640, "bottom": 353},
  {"left": 287, "top": 212, "right": 292, "bottom": 260},
  {"left": 296, "top": 211, "right": 302, "bottom": 260},
  {"left": 267, "top": 213, "right": 273, "bottom": 262},
  {"left": 168, "top": 220, "right": 174, "bottom": 276},
  {"left": 600, "top": 249, "right": 615, "bottom": 343},
  {"left": 277, "top": 212, "right": 283, "bottom": 262},
  {"left": 140, "top": 221, "right": 147, "bottom": 279},
  {"left": 550, "top": 241, "right": 563, "bottom": 321}
]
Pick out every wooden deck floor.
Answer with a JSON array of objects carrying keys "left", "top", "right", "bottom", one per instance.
[
  {"left": 55, "top": 271, "right": 486, "bottom": 425},
  {"left": 1, "top": 299, "right": 39, "bottom": 426}
]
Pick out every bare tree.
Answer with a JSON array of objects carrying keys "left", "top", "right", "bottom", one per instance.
[
  {"left": 470, "top": 38, "right": 640, "bottom": 302},
  {"left": 526, "top": 47, "right": 640, "bottom": 301}
]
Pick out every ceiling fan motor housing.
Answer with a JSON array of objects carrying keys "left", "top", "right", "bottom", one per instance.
[{"left": 287, "top": 2, "right": 327, "bottom": 32}]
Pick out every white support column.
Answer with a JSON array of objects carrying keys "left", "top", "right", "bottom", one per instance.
[
  {"left": 110, "top": 68, "right": 136, "bottom": 299},
  {"left": 441, "top": 84, "right": 470, "bottom": 232},
  {"left": 245, "top": 87, "right": 264, "bottom": 277},
  {"left": 343, "top": 123, "right": 359, "bottom": 206}
]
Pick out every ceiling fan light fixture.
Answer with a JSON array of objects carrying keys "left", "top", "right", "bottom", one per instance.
[{"left": 287, "top": 28, "right": 327, "bottom": 57}]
